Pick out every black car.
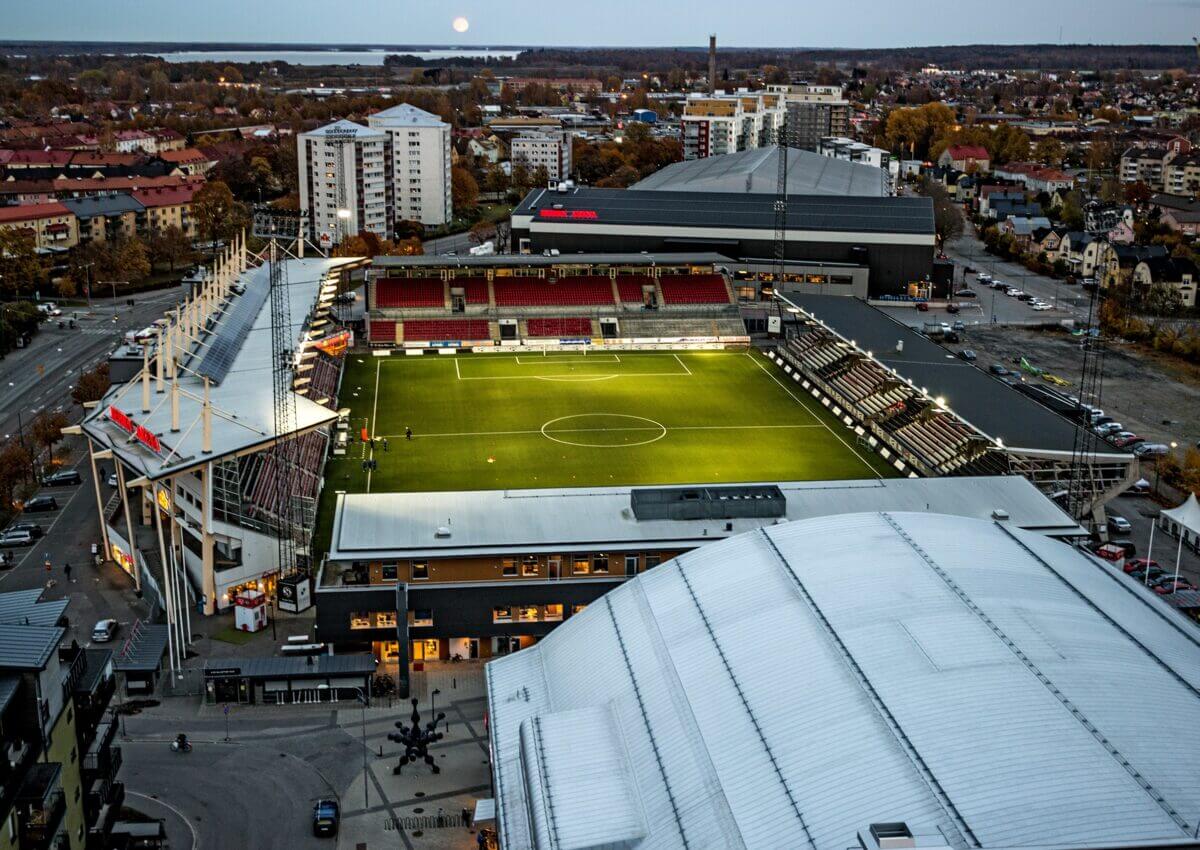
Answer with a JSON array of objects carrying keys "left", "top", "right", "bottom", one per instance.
[
  {"left": 958, "top": 349, "right": 977, "bottom": 362},
  {"left": 23, "top": 495, "right": 58, "bottom": 513},
  {"left": 989, "top": 364, "right": 1009, "bottom": 376},
  {"left": 313, "top": 800, "right": 339, "bottom": 837},
  {"left": 44, "top": 469, "right": 81, "bottom": 486},
  {"left": 954, "top": 288, "right": 977, "bottom": 298},
  {"left": 1017, "top": 292, "right": 1034, "bottom": 301}
]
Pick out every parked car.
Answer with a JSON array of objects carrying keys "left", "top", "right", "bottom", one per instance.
[
  {"left": 8, "top": 522, "right": 43, "bottom": 539},
  {"left": 1107, "top": 515, "right": 1132, "bottom": 535},
  {"left": 1132, "top": 566, "right": 1167, "bottom": 583},
  {"left": 1123, "top": 557, "right": 1161, "bottom": 574},
  {"left": 1153, "top": 577, "right": 1196, "bottom": 595},
  {"left": 946, "top": 303, "right": 960, "bottom": 314},
  {"left": 0, "top": 529, "right": 34, "bottom": 548},
  {"left": 1093, "top": 543, "right": 1126, "bottom": 562},
  {"left": 952, "top": 320, "right": 965, "bottom": 331},
  {"left": 312, "top": 800, "right": 340, "bottom": 837},
  {"left": 954, "top": 289, "right": 977, "bottom": 298},
  {"left": 989, "top": 364, "right": 1009, "bottom": 376},
  {"left": 1031, "top": 302, "right": 1053, "bottom": 311},
  {"left": 1112, "top": 434, "right": 1144, "bottom": 449},
  {"left": 91, "top": 619, "right": 118, "bottom": 642},
  {"left": 43, "top": 469, "right": 81, "bottom": 486},
  {"left": 106, "top": 472, "right": 119, "bottom": 487},
  {"left": 959, "top": 349, "right": 977, "bottom": 361},
  {"left": 23, "top": 495, "right": 58, "bottom": 513},
  {"left": 1109, "top": 539, "right": 1137, "bottom": 558},
  {"left": 1134, "top": 443, "right": 1170, "bottom": 458},
  {"left": 1017, "top": 292, "right": 1034, "bottom": 301},
  {"left": 1124, "top": 478, "right": 1151, "bottom": 495},
  {"left": 916, "top": 301, "right": 930, "bottom": 312},
  {"left": 1006, "top": 288, "right": 1024, "bottom": 298},
  {"left": 1093, "top": 422, "right": 1123, "bottom": 436}
]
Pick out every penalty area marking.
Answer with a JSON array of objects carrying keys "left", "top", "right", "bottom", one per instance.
[{"left": 515, "top": 354, "right": 620, "bottom": 365}]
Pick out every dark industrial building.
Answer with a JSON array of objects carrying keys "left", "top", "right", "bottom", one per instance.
[{"left": 511, "top": 185, "right": 936, "bottom": 297}]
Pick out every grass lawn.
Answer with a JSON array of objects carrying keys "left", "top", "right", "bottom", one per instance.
[{"left": 325, "top": 349, "right": 893, "bottom": 493}]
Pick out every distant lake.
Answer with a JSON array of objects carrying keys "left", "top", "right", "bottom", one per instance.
[{"left": 152, "top": 49, "right": 522, "bottom": 65}]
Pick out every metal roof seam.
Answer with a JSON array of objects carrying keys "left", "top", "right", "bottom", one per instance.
[
  {"left": 881, "top": 512, "right": 1193, "bottom": 836},
  {"left": 758, "top": 523, "right": 981, "bottom": 849},
  {"left": 671, "top": 552, "right": 819, "bottom": 850},
  {"left": 994, "top": 522, "right": 1200, "bottom": 696},
  {"left": 600, "top": 594, "right": 692, "bottom": 850}
]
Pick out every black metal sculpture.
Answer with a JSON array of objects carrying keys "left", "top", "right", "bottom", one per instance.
[{"left": 388, "top": 697, "right": 446, "bottom": 774}]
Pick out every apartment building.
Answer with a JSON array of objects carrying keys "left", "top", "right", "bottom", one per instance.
[
  {"left": 1165, "top": 151, "right": 1200, "bottom": 197},
  {"left": 510, "top": 129, "right": 573, "bottom": 181},
  {"left": 297, "top": 119, "right": 389, "bottom": 247},
  {"left": 367, "top": 104, "right": 452, "bottom": 228},
  {"left": 765, "top": 83, "right": 851, "bottom": 150},
  {"left": 680, "top": 92, "right": 786, "bottom": 160},
  {"left": 0, "top": 590, "right": 123, "bottom": 850},
  {"left": 62, "top": 196, "right": 142, "bottom": 244},
  {"left": 130, "top": 184, "right": 200, "bottom": 240},
  {"left": 0, "top": 203, "right": 78, "bottom": 250},
  {"left": 817, "top": 136, "right": 893, "bottom": 192}
]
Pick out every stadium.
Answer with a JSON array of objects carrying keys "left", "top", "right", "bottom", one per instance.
[{"left": 78, "top": 231, "right": 1136, "bottom": 692}]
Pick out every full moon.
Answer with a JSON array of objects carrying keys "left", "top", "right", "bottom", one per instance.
[{"left": 452, "top": 16, "right": 469, "bottom": 33}]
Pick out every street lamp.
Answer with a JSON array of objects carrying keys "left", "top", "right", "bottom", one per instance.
[{"left": 336, "top": 208, "right": 351, "bottom": 248}]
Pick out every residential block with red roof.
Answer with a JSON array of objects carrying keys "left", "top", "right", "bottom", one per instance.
[
  {"left": 0, "top": 202, "right": 79, "bottom": 250},
  {"left": 938, "top": 144, "right": 991, "bottom": 173}
]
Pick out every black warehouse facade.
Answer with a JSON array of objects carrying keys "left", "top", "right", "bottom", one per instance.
[{"left": 511, "top": 186, "right": 936, "bottom": 297}]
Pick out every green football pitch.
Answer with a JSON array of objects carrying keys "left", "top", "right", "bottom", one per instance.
[{"left": 322, "top": 349, "right": 895, "bottom": 496}]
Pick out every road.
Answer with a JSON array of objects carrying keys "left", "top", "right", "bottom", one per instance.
[
  {"left": 121, "top": 707, "right": 365, "bottom": 850},
  {"left": 421, "top": 230, "right": 477, "bottom": 257},
  {"left": 0, "top": 288, "right": 184, "bottom": 441}
]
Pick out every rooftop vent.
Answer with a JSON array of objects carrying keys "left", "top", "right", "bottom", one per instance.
[
  {"left": 434, "top": 526, "right": 452, "bottom": 539},
  {"left": 992, "top": 508, "right": 1010, "bottom": 521},
  {"left": 863, "top": 823, "right": 915, "bottom": 850}
]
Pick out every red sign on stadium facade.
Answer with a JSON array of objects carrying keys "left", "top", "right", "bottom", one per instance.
[
  {"left": 107, "top": 406, "right": 134, "bottom": 433},
  {"left": 134, "top": 425, "right": 162, "bottom": 455},
  {"left": 538, "top": 209, "right": 598, "bottom": 220},
  {"left": 108, "top": 405, "right": 164, "bottom": 455}
]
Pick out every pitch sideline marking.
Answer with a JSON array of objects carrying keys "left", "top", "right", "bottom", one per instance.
[
  {"left": 367, "top": 359, "right": 382, "bottom": 493},
  {"left": 744, "top": 352, "right": 882, "bottom": 479},
  {"left": 672, "top": 353, "right": 693, "bottom": 375}
]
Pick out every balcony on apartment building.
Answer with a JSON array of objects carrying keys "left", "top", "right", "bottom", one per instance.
[{"left": 16, "top": 763, "right": 68, "bottom": 850}]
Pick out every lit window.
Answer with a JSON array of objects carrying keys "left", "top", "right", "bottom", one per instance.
[
  {"left": 501, "top": 559, "right": 518, "bottom": 577},
  {"left": 571, "top": 604, "right": 587, "bottom": 615},
  {"left": 517, "top": 605, "right": 540, "bottom": 623},
  {"left": 377, "top": 611, "right": 397, "bottom": 628},
  {"left": 493, "top": 606, "right": 512, "bottom": 623},
  {"left": 349, "top": 612, "right": 373, "bottom": 630},
  {"left": 410, "top": 561, "right": 428, "bottom": 580},
  {"left": 544, "top": 604, "right": 563, "bottom": 622},
  {"left": 572, "top": 556, "right": 590, "bottom": 575}
]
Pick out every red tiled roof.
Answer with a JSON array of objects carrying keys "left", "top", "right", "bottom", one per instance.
[
  {"left": 68, "top": 151, "right": 143, "bottom": 167},
  {"left": 52, "top": 174, "right": 204, "bottom": 194},
  {"left": 158, "top": 148, "right": 210, "bottom": 163},
  {"left": 3, "top": 149, "right": 74, "bottom": 166},
  {"left": 945, "top": 144, "right": 990, "bottom": 161},
  {"left": 131, "top": 184, "right": 200, "bottom": 207},
  {"left": 0, "top": 202, "right": 71, "bottom": 223}
]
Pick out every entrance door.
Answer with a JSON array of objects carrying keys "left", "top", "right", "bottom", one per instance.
[
  {"left": 548, "top": 558, "right": 560, "bottom": 580},
  {"left": 451, "top": 293, "right": 465, "bottom": 313},
  {"left": 468, "top": 639, "right": 480, "bottom": 660}
]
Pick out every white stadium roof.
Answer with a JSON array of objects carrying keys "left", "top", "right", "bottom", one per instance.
[
  {"left": 83, "top": 256, "right": 357, "bottom": 481},
  {"left": 486, "top": 512, "right": 1200, "bottom": 850},
  {"left": 631, "top": 146, "right": 888, "bottom": 197},
  {"left": 328, "top": 475, "right": 1082, "bottom": 562}
]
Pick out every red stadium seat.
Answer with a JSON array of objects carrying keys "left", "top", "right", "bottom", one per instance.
[
  {"left": 402, "top": 319, "right": 490, "bottom": 341},
  {"left": 493, "top": 276, "right": 615, "bottom": 306},
  {"left": 375, "top": 278, "right": 445, "bottom": 308},
  {"left": 369, "top": 319, "right": 396, "bottom": 344},
  {"left": 526, "top": 317, "right": 593, "bottom": 337},
  {"left": 659, "top": 274, "right": 731, "bottom": 305},
  {"left": 616, "top": 275, "right": 653, "bottom": 303},
  {"left": 462, "top": 278, "right": 489, "bottom": 304}
]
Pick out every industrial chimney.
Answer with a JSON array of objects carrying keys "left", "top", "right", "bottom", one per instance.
[{"left": 708, "top": 35, "right": 717, "bottom": 94}]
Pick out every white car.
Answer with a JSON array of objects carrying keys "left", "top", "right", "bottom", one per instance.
[
  {"left": 1006, "top": 288, "right": 1024, "bottom": 297},
  {"left": 1031, "top": 302, "right": 1053, "bottom": 311},
  {"left": 91, "top": 619, "right": 118, "bottom": 642}
]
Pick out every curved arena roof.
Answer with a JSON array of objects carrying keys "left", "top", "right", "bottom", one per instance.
[{"left": 485, "top": 512, "right": 1200, "bottom": 850}]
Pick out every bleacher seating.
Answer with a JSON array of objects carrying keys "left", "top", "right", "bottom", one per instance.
[
  {"left": 462, "top": 278, "right": 489, "bottom": 304},
  {"left": 659, "top": 274, "right": 731, "bottom": 305},
  {"left": 779, "top": 326, "right": 1006, "bottom": 477},
  {"left": 242, "top": 429, "right": 327, "bottom": 520},
  {"left": 375, "top": 278, "right": 445, "bottom": 308},
  {"left": 402, "top": 319, "right": 490, "bottom": 341},
  {"left": 368, "top": 320, "right": 396, "bottom": 345},
  {"left": 526, "top": 318, "right": 593, "bottom": 338},
  {"left": 493, "top": 276, "right": 615, "bottom": 307},
  {"left": 305, "top": 352, "right": 342, "bottom": 409},
  {"left": 620, "top": 315, "right": 748, "bottom": 338},
  {"left": 616, "top": 275, "right": 652, "bottom": 303}
]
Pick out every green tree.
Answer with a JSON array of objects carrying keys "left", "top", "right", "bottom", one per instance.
[
  {"left": 0, "top": 228, "right": 43, "bottom": 297},
  {"left": 191, "top": 180, "right": 244, "bottom": 249},
  {"left": 116, "top": 236, "right": 151, "bottom": 282},
  {"left": 71, "top": 362, "right": 110, "bottom": 408},
  {"left": 148, "top": 226, "right": 194, "bottom": 271}
]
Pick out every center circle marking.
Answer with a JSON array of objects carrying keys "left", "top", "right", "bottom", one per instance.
[{"left": 540, "top": 413, "right": 668, "bottom": 448}]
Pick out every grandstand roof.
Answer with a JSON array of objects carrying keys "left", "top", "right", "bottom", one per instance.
[
  {"left": 789, "top": 294, "right": 1121, "bottom": 456},
  {"left": 632, "top": 146, "right": 888, "bottom": 197},
  {"left": 513, "top": 187, "right": 934, "bottom": 238},
  {"left": 326, "top": 476, "right": 1081, "bottom": 567},
  {"left": 371, "top": 252, "right": 731, "bottom": 269},
  {"left": 487, "top": 511, "right": 1200, "bottom": 850},
  {"left": 82, "top": 257, "right": 356, "bottom": 481}
]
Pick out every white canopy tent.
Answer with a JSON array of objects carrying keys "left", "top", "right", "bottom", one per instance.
[{"left": 1146, "top": 493, "right": 1200, "bottom": 588}]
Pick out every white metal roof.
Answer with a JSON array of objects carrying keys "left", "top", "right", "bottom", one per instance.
[
  {"left": 328, "top": 476, "right": 1082, "bottom": 562},
  {"left": 368, "top": 103, "right": 448, "bottom": 128},
  {"left": 82, "top": 256, "right": 356, "bottom": 480},
  {"left": 301, "top": 119, "right": 386, "bottom": 140},
  {"left": 486, "top": 512, "right": 1200, "bottom": 850},
  {"left": 632, "top": 146, "right": 888, "bottom": 198}
]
